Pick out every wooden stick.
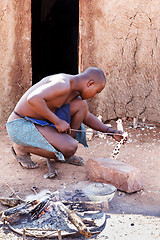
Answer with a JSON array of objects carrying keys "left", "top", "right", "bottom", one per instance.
[
  {"left": 71, "top": 128, "right": 122, "bottom": 136},
  {"left": 23, "top": 228, "right": 26, "bottom": 240},
  {"left": 62, "top": 200, "right": 108, "bottom": 212},
  {"left": 58, "top": 229, "right": 62, "bottom": 240},
  {"left": 58, "top": 202, "right": 91, "bottom": 238},
  {"left": 0, "top": 180, "right": 22, "bottom": 200}
]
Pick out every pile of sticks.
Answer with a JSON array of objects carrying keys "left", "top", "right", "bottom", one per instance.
[{"left": 1, "top": 194, "right": 107, "bottom": 239}]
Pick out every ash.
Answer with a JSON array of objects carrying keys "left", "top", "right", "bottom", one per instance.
[{"left": 11, "top": 200, "right": 77, "bottom": 233}]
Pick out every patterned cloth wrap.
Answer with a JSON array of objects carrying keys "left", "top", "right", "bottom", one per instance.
[{"left": 6, "top": 104, "right": 88, "bottom": 162}]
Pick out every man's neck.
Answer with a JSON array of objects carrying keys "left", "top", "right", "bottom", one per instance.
[{"left": 70, "top": 75, "right": 85, "bottom": 93}]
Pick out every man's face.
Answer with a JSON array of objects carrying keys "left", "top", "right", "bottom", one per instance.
[{"left": 81, "top": 82, "right": 105, "bottom": 100}]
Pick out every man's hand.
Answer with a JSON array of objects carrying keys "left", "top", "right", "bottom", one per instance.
[
  {"left": 113, "top": 131, "right": 128, "bottom": 143},
  {"left": 55, "top": 119, "right": 71, "bottom": 134}
]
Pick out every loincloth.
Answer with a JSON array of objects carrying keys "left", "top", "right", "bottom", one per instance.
[
  {"left": 21, "top": 103, "right": 88, "bottom": 147},
  {"left": 6, "top": 104, "right": 88, "bottom": 161},
  {"left": 6, "top": 118, "right": 65, "bottom": 161},
  {"left": 23, "top": 103, "right": 71, "bottom": 128}
]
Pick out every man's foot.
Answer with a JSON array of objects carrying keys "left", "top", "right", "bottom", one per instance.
[
  {"left": 65, "top": 155, "right": 85, "bottom": 166},
  {"left": 11, "top": 146, "right": 39, "bottom": 169}
]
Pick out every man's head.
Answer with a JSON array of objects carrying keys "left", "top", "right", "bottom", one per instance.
[{"left": 80, "top": 67, "right": 106, "bottom": 100}]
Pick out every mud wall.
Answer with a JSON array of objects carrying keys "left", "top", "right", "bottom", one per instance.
[
  {"left": 0, "top": 0, "right": 31, "bottom": 123},
  {"left": 79, "top": 0, "right": 160, "bottom": 123}
]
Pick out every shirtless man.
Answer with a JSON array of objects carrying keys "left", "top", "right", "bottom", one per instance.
[{"left": 6, "top": 67, "right": 123, "bottom": 178}]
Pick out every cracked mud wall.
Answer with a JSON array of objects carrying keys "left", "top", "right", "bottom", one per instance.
[
  {"left": 0, "top": 0, "right": 31, "bottom": 122},
  {"left": 79, "top": 0, "right": 160, "bottom": 122}
]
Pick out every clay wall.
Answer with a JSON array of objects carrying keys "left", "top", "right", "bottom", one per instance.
[
  {"left": 0, "top": 0, "right": 31, "bottom": 123},
  {"left": 79, "top": 0, "right": 160, "bottom": 122},
  {"left": 0, "top": 0, "right": 160, "bottom": 124}
]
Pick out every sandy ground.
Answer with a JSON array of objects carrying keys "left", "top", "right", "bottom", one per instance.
[{"left": 0, "top": 119, "right": 160, "bottom": 239}]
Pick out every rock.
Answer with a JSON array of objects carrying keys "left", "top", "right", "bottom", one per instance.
[{"left": 86, "top": 157, "right": 143, "bottom": 193}]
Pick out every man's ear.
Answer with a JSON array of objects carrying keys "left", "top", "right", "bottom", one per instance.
[{"left": 87, "top": 79, "right": 94, "bottom": 87}]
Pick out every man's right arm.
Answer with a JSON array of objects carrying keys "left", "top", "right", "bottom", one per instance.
[{"left": 27, "top": 82, "right": 71, "bottom": 133}]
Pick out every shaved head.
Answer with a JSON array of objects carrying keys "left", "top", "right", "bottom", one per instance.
[{"left": 83, "top": 67, "right": 106, "bottom": 85}]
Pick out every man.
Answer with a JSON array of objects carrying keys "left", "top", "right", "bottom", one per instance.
[{"left": 6, "top": 67, "right": 123, "bottom": 178}]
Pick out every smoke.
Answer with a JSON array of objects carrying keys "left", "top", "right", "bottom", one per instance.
[{"left": 25, "top": 189, "right": 52, "bottom": 202}]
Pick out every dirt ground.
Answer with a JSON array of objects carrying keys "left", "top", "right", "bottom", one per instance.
[{"left": 0, "top": 119, "right": 160, "bottom": 239}]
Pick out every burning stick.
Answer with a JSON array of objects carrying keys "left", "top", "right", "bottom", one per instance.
[
  {"left": 58, "top": 202, "right": 92, "bottom": 238},
  {"left": 58, "top": 229, "right": 62, "bottom": 240},
  {"left": 1, "top": 199, "right": 41, "bottom": 223},
  {"left": 23, "top": 228, "right": 26, "bottom": 240},
  {"left": 2, "top": 197, "right": 92, "bottom": 238}
]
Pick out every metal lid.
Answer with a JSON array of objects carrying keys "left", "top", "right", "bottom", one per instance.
[{"left": 83, "top": 183, "right": 117, "bottom": 196}]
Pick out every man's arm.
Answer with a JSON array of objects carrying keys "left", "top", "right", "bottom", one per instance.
[
  {"left": 27, "top": 82, "right": 71, "bottom": 133},
  {"left": 84, "top": 112, "right": 123, "bottom": 141}
]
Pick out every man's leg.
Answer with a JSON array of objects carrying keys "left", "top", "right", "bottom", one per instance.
[
  {"left": 62, "top": 97, "right": 88, "bottom": 165},
  {"left": 13, "top": 126, "right": 78, "bottom": 159},
  {"left": 13, "top": 97, "right": 88, "bottom": 169},
  {"left": 12, "top": 127, "right": 78, "bottom": 175},
  {"left": 70, "top": 97, "right": 88, "bottom": 138}
]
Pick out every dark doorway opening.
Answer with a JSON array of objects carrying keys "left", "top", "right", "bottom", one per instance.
[{"left": 31, "top": 0, "right": 79, "bottom": 85}]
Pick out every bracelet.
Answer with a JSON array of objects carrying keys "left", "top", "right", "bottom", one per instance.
[
  {"left": 106, "top": 127, "right": 118, "bottom": 137},
  {"left": 106, "top": 127, "right": 112, "bottom": 133},
  {"left": 106, "top": 127, "right": 117, "bottom": 133}
]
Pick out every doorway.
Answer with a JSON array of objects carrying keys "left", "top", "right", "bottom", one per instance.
[{"left": 31, "top": 0, "right": 79, "bottom": 84}]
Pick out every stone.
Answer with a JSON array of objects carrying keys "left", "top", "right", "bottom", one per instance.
[{"left": 86, "top": 157, "right": 143, "bottom": 193}]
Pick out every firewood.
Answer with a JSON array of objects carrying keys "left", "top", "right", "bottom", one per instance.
[
  {"left": 62, "top": 200, "right": 108, "bottom": 212},
  {"left": 58, "top": 202, "right": 92, "bottom": 238},
  {"left": 1, "top": 199, "right": 40, "bottom": 223},
  {"left": 23, "top": 228, "right": 26, "bottom": 240},
  {"left": 0, "top": 197, "right": 24, "bottom": 207},
  {"left": 58, "top": 229, "right": 62, "bottom": 240}
]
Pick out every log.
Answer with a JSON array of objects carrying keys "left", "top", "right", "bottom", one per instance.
[
  {"left": 1, "top": 199, "right": 40, "bottom": 223},
  {"left": 62, "top": 200, "right": 108, "bottom": 212},
  {"left": 58, "top": 202, "right": 92, "bottom": 238},
  {"left": 0, "top": 197, "right": 24, "bottom": 207}
]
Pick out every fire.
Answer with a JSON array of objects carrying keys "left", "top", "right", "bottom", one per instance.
[
  {"left": 38, "top": 204, "right": 51, "bottom": 218},
  {"left": 38, "top": 211, "right": 45, "bottom": 218},
  {"left": 32, "top": 200, "right": 39, "bottom": 205}
]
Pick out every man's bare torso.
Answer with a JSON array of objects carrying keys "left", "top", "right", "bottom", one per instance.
[{"left": 8, "top": 74, "right": 79, "bottom": 122}]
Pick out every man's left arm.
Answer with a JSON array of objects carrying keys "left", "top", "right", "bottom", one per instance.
[{"left": 83, "top": 112, "right": 123, "bottom": 142}]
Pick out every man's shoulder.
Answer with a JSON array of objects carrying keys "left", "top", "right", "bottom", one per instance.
[
  {"left": 50, "top": 74, "right": 71, "bottom": 87},
  {"left": 44, "top": 75, "right": 70, "bottom": 96}
]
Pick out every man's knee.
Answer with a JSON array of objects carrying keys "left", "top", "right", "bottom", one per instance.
[
  {"left": 77, "top": 99, "right": 88, "bottom": 110},
  {"left": 80, "top": 100, "right": 88, "bottom": 111},
  {"left": 62, "top": 139, "right": 78, "bottom": 158},
  {"left": 70, "top": 98, "right": 88, "bottom": 116}
]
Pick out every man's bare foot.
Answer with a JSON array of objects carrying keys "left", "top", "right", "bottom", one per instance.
[
  {"left": 11, "top": 146, "right": 39, "bottom": 169},
  {"left": 65, "top": 155, "right": 85, "bottom": 166}
]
